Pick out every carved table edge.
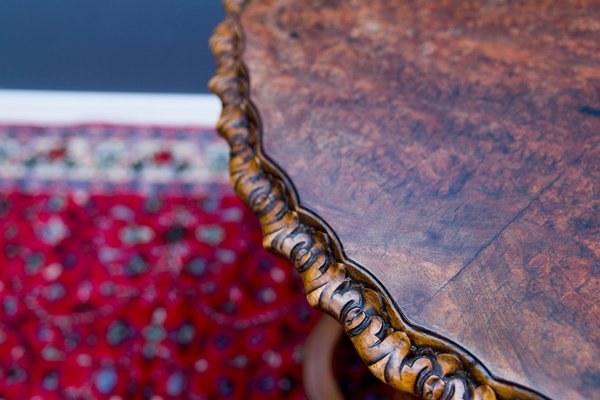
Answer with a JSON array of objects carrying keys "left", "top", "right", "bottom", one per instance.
[{"left": 208, "top": 1, "right": 548, "bottom": 399}]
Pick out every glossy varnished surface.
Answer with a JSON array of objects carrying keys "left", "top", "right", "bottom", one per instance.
[{"left": 239, "top": 1, "right": 600, "bottom": 398}]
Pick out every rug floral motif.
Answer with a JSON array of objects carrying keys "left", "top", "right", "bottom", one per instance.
[{"left": 0, "top": 125, "right": 320, "bottom": 399}]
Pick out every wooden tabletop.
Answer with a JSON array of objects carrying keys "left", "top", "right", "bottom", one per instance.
[{"left": 210, "top": 1, "right": 600, "bottom": 399}]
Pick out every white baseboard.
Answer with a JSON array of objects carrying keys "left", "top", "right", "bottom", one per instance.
[{"left": 0, "top": 90, "right": 221, "bottom": 127}]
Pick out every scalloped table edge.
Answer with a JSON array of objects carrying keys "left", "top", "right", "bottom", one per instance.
[{"left": 208, "top": 1, "right": 548, "bottom": 399}]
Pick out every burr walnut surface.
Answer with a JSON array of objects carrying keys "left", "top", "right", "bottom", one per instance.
[{"left": 217, "top": 0, "right": 599, "bottom": 399}]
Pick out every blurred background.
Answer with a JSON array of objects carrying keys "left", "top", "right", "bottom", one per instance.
[{"left": 0, "top": 0, "right": 222, "bottom": 93}]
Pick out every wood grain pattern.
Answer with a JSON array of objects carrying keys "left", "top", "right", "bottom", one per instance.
[{"left": 211, "top": 0, "right": 600, "bottom": 399}]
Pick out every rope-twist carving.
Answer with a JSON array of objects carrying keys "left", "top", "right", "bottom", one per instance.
[{"left": 209, "top": 1, "right": 542, "bottom": 399}]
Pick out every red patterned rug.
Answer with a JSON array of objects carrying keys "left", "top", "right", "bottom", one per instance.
[{"left": 0, "top": 124, "right": 393, "bottom": 400}]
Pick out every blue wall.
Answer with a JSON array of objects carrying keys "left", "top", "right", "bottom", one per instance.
[{"left": 0, "top": 1, "right": 223, "bottom": 93}]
